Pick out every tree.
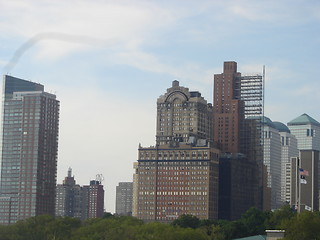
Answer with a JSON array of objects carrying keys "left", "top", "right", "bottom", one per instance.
[
  {"left": 200, "top": 224, "right": 225, "bottom": 240},
  {"left": 71, "top": 216, "right": 143, "bottom": 240},
  {"left": 282, "top": 211, "right": 320, "bottom": 240},
  {"left": 218, "top": 219, "right": 246, "bottom": 240},
  {"left": 266, "top": 205, "right": 295, "bottom": 229},
  {"left": 239, "top": 207, "right": 269, "bottom": 237},
  {"left": 171, "top": 214, "right": 200, "bottom": 229},
  {"left": 138, "top": 222, "right": 208, "bottom": 240}
]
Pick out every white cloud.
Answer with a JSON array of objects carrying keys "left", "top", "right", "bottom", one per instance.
[
  {"left": 292, "top": 85, "right": 319, "bottom": 97},
  {"left": 227, "top": 0, "right": 317, "bottom": 24},
  {"left": 0, "top": 0, "right": 177, "bottom": 59},
  {"left": 113, "top": 50, "right": 213, "bottom": 83}
]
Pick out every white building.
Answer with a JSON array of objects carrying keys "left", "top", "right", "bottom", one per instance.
[
  {"left": 287, "top": 113, "right": 320, "bottom": 211},
  {"left": 272, "top": 122, "right": 298, "bottom": 205},
  {"left": 262, "top": 117, "right": 282, "bottom": 209},
  {"left": 287, "top": 113, "right": 320, "bottom": 151}
]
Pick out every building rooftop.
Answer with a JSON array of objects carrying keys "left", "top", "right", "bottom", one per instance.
[
  {"left": 272, "top": 121, "right": 290, "bottom": 133},
  {"left": 287, "top": 113, "right": 320, "bottom": 126},
  {"left": 233, "top": 235, "right": 266, "bottom": 240},
  {"left": 261, "top": 116, "right": 276, "bottom": 128}
]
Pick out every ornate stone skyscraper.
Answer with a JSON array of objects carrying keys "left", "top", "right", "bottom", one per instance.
[
  {"left": 133, "top": 80, "right": 219, "bottom": 222},
  {"left": 0, "top": 75, "right": 60, "bottom": 224}
]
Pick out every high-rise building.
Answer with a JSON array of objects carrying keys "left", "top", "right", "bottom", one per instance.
[
  {"left": 214, "top": 62, "right": 265, "bottom": 218},
  {"left": 261, "top": 118, "right": 299, "bottom": 209},
  {"left": 272, "top": 122, "right": 298, "bottom": 205},
  {"left": 262, "top": 117, "right": 281, "bottom": 210},
  {"left": 218, "top": 153, "right": 258, "bottom": 220},
  {"left": 213, "top": 62, "right": 243, "bottom": 154},
  {"left": 290, "top": 151, "right": 319, "bottom": 212},
  {"left": 287, "top": 114, "right": 320, "bottom": 151},
  {"left": 56, "top": 168, "right": 82, "bottom": 218},
  {"left": 156, "top": 80, "right": 213, "bottom": 146},
  {"left": 115, "top": 182, "right": 133, "bottom": 216},
  {"left": 133, "top": 80, "right": 219, "bottom": 222},
  {"left": 84, "top": 180, "right": 105, "bottom": 219},
  {"left": 288, "top": 114, "right": 320, "bottom": 211},
  {"left": 0, "top": 75, "right": 59, "bottom": 224}
]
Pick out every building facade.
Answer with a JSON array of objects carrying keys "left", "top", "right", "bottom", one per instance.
[
  {"left": 156, "top": 80, "right": 213, "bottom": 146},
  {"left": 56, "top": 168, "right": 82, "bottom": 218},
  {"left": 290, "top": 151, "right": 319, "bottom": 211},
  {"left": 86, "top": 180, "right": 104, "bottom": 219},
  {"left": 213, "top": 61, "right": 243, "bottom": 154},
  {"left": 116, "top": 182, "right": 133, "bottom": 216},
  {"left": 218, "top": 153, "right": 258, "bottom": 220},
  {"left": 288, "top": 114, "right": 320, "bottom": 211},
  {"left": 272, "top": 122, "right": 299, "bottom": 205},
  {"left": 262, "top": 117, "right": 282, "bottom": 210},
  {"left": 0, "top": 75, "right": 59, "bottom": 224},
  {"left": 133, "top": 81, "right": 219, "bottom": 222},
  {"left": 287, "top": 114, "right": 320, "bottom": 151},
  {"left": 56, "top": 170, "right": 105, "bottom": 220},
  {"left": 214, "top": 62, "right": 265, "bottom": 218}
]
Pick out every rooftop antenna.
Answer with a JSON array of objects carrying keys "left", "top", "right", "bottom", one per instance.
[{"left": 96, "top": 174, "right": 104, "bottom": 184}]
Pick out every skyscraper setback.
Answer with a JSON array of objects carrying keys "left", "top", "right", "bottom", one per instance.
[{"left": 0, "top": 75, "right": 59, "bottom": 224}]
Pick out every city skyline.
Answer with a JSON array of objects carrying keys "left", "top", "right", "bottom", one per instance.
[{"left": 1, "top": 1, "right": 320, "bottom": 212}]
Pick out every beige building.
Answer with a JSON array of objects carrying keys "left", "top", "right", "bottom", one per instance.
[{"left": 133, "top": 81, "right": 219, "bottom": 222}]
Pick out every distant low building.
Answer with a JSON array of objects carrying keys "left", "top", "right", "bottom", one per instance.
[
  {"left": 56, "top": 168, "right": 82, "bottom": 218},
  {"left": 55, "top": 170, "right": 105, "bottom": 220},
  {"left": 115, "top": 182, "right": 133, "bottom": 216}
]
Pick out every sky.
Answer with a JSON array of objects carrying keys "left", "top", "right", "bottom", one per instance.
[{"left": 0, "top": 0, "right": 320, "bottom": 213}]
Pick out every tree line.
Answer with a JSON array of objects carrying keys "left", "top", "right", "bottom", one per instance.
[{"left": 0, "top": 206, "right": 319, "bottom": 240}]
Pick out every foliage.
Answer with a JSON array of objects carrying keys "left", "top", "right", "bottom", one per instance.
[
  {"left": 171, "top": 214, "right": 201, "bottom": 229},
  {"left": 0, "top": 208, "right": 319, "bottom": 240},
  {"left": 281, "top": 211, "right": 320, "bottom": 240},
  {"left": 266, "top": 205, "right": 296, "bottom": 229},
  {"left": 0, "top": 215, "right": 81, "bottom": 240},
  {"left": 239, "top": 207, "right": 269, "bottom": 236}
]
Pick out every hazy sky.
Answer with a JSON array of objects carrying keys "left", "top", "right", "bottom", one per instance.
[{"left": 1, "top": 0, "right": 320, "bottom": 213}]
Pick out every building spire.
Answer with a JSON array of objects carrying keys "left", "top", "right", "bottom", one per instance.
[{"left": 68, "top": 167, "right": 72, "bottom": 178}]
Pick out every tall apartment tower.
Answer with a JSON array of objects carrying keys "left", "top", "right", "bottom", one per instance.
[
  {"left": 213, "top": 62, "right": 243, "bottom": 153},
  {"left": 133, "top": 81, "right": 219, "bottom": 222},
  {"left": 214, "top": 62, "right": 265, "bottom": 219},
  {"left": 0, "top": 75, "right": 59, "bottom": 224},
  {"left": 115, "top": 182, "right": 133, "bottom": 216},
  {"left": 288, "top": 114, "right": 320, "bottom": 211}
]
